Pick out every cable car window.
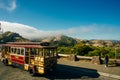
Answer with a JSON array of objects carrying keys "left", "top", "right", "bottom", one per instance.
[
  {"left": 21, "top": 48, "right": 24, "bottom": 55},
  {"left": 44, "top": 49, "right": 51, "bottom": 58},
  {"left": 38, "top": 49, "right": 43, "bottom": 56},
  {"left": 50, "top": 49, "right": 54, "bottom": 57},
  {"left": 18, "top": 48, "right": 20, "bottom": 54},
  {"left": 8, "top": 47, "right": 10, "bottom": 52},
  {"left": 25, "top": 48, "right": 29, "bottom": 56},
  {"left": 30, "top": 48, "right": 36, "bottom": 55},
  {"left": 14, "top": 48, "right": 17, "bottom": 54},
  {"left": 11, "top": 48, "right": 14, "bottom": 53}
]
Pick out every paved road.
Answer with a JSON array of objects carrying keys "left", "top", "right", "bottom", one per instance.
[
  {"left": 58, "top": 58, "right": 120, "bottom": 77},
  {"left": 0, "top": 59, "right": 118, "bottom": 80}
]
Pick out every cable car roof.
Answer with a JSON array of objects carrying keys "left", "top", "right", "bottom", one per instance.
[{"left": 2, "top": 42, "right": 57, "bottom": 49}]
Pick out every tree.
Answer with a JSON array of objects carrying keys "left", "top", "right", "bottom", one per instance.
[
  {"left": 72, "top": 44, "right": 93, "bottom": 56},
  {"left": 57, "top": 47, "right": 71, "bottom": 54}
]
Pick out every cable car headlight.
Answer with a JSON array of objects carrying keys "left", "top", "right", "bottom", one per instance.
[
  {"left": 40, "top": 58, "right": 44, "bottom": 62},
  {"left": 35, "top": 57, "right": 44, "bottom": 62},
  {"left": 38, "top": 67, "right": 44, "bottom": 70}
]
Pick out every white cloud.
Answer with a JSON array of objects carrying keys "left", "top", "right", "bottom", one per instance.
[
  {"left": 0, "top": 21, "right": 120, "bottom": 40},
  {"left": 0, "top": 21, "right": 62, "bottom": 39},
  {"left": 7, "top": 0, "right": 16, "bottom": 11},
  {"left": 0, "top": 0, "right": 16, "bottom": 12}
]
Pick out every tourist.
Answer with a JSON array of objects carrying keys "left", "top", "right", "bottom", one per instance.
[{"left": 105, "top": 54, "right": 109, "bottom": 67}]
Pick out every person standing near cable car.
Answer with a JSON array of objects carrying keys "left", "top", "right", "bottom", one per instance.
[{"left": 105, "top": 54, "right": 109, "bottom": 67}]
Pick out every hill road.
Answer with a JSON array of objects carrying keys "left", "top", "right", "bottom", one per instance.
[{"left": 0, "top": 58, "right": 118, "bottom": 80}]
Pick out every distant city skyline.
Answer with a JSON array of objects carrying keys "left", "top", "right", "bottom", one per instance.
[{"left": 0, "top": 0, "right": 120, "bottom": 40}]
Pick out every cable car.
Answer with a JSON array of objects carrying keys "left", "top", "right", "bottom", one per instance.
[{"left": 1, "top": 42, "right": 57, "bottom": 75}]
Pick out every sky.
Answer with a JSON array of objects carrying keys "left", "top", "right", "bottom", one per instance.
[{"left": 0, "top": 0, "right": 120, "bottom": 40}]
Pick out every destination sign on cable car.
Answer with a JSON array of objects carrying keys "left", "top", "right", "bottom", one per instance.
[{"left": 40, "top": 42, "right": 50, "bottom": 46}]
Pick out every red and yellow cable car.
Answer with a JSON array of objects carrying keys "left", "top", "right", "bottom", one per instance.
[{"left": 1, "top": 42, "right": 57, "bottom": 75}]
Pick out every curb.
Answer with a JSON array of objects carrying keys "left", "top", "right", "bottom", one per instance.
[
  {"left": 98, "top": 71, "right": 120, "bottom": 79},
  {"left": 79, "top": 67, "right": 120, "bottom": 79}
]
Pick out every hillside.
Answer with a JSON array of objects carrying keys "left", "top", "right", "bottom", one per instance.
[
  {"left": 37, "top": 35, "right": 77, "bottom": 47},
  {"left": 32, "top": 35, "right": 118, "bottom": 47},
  {"left": 0, "top": 31, "right": 119, "bottom": 48},
  {"left": 0, "top": 31, "right": 29, "bottom": 43}
]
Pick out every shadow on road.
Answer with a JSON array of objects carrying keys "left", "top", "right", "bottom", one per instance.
[
  {"left": 35, "top": 64, "right": 100, "bottom": 80},
  {"left": 0, "top": 61, "right": 100, "bottom": 80}
]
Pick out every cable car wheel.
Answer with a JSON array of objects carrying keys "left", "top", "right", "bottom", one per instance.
[
  {"left": 3, "top": 59, "right": 8, "bottom": 66},
  {"left": 29, "top": 67, "right": 36, "bottom": 76}
]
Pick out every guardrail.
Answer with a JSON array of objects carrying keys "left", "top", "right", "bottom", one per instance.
[
  {"left": 58, "top": 54, "right": 120, "bottom": 61},
  {"left": 58, "top": 54, "right": 92, "bottom": 60}
]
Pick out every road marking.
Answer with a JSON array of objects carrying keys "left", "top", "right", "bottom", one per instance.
[{"left": 98, "top": 72, "right": 120, "bottom": 79}]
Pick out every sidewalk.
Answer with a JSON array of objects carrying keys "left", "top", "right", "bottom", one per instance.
[{"left": 58, "top": 58, "right": 120, "bottom": 79}]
